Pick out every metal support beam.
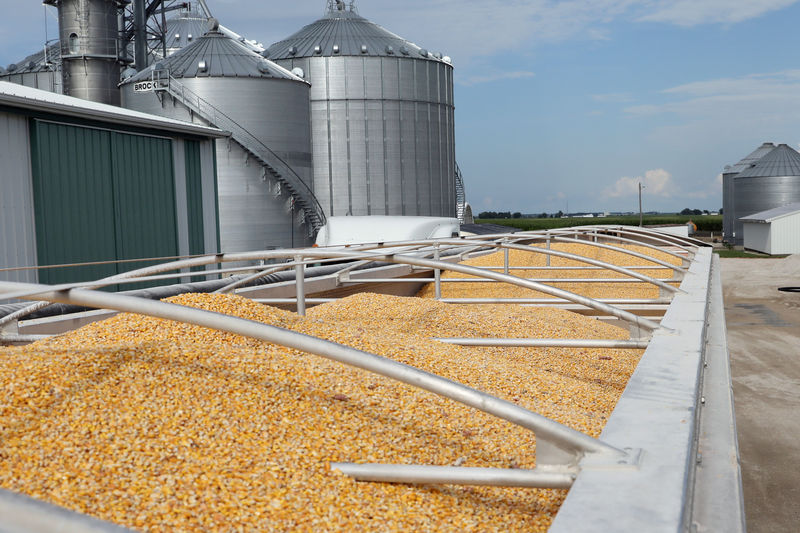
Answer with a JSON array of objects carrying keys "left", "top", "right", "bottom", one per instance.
[
  {"left": 133, "top": 0, "right": 148, "bottom": 70},
  {"left": 331, "top": 463, "right": 576, "bottom": 489},
  {"left": 435, "top": 338, "right": 649, "bottom": 349},
  {"left": 295, "top": 256, "right": 306, "bottom": 316}
]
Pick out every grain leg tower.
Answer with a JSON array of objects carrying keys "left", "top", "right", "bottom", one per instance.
[{"left": 43, "top": 0, "right": 126, "bottom": 105}]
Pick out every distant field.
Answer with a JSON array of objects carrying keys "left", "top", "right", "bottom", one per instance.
[{"left": 476, "top": 215, "right": 722, "bottom": 232}]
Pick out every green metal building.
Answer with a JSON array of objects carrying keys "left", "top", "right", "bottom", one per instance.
[{"left": 0, "top": 81, "right": 226, "bottom": 286}]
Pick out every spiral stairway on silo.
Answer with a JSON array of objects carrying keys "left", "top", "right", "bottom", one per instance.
[{"left": 153, "top": 71, "right": 326, "bottom": 235}]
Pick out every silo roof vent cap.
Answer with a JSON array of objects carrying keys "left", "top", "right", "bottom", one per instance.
[
  {"left": 385, "top": 45, "right": 394, "bottom": 54},
  {"left": 400, "top": 46, "right": 409, "bottom": 55},
  {"left": 332, "top": 44, "right": 340, "bottom": 54},
  {"left": 207, "top": 18, "right": 220, "bottom": 32},
  {"left": 291, "top": 67, "right": 305, "bottom": 79},
  {"left": 258, "top": 60, "right": 272, "bottom": 74},
  {"left": 361, "top": 44, "right": 368, "bottom": 53},
  {"left": 289, "top": 46, "right": 297, "bottom": 55},
  {"left": 197, "top": 60, "right": 208, "bottom": 72},
  {"left": 419, "top": 48, "right": 428, "bottom": 57}
]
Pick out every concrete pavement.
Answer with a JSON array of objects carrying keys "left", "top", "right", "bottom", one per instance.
[{"left": 721, "top": 255, "right": 800, "bottom": 533}]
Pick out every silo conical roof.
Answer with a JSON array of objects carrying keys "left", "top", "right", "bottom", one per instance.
[
  {"left": 125, "top": 27, "right": 302, "bottom": 83},
  {"left": 724, "top": 142, "right": 776, "bottom": 175},
  {"left": 265, "top": 2, "right": 443, "bottom": 60},
  {"left": 3, "top": 43, "right": 61, "bottom": 75},
  {"left": 735, "top": 144, "right": 800, "bottom": 178},
  {"left": 164, "top": 11, "right": 212, "bottom": 53}
]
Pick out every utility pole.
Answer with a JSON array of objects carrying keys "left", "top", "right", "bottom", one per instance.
[{"left": 638, "top": 182, "right": 644, "bottom": 227}]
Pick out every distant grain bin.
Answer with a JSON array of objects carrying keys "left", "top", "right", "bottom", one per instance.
[
  {"left": 265, "top": 0, "right": 456, "bottom": 218},
  {"left": 722, "top": 142, "right": 775, "bottom": 243},
  {"left": 0, "top": 43, "right": 62, "bottom": 94},
  {"left": 121, "top": 21, "right": 323, "bottom": 251},
  {"left": 732, "top": 143, "right": 800, "bottom": 245}
]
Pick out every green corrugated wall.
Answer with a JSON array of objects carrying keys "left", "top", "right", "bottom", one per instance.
[
  {"left": 184, "top": 140, "right": 205, "bottom": 256},
  {"left": 184, "top": 140, "right": 205, "bottom": 281},
  {"left": 30, "top": 120, "right": 178, "bottom": 286}
]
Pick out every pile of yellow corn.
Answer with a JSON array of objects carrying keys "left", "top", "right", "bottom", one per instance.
[{"left": 0, "top": 241, "right": 675, "bottom": 531}]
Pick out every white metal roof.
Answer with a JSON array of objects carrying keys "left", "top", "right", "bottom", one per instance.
[
  {"left": 740, "top": 202, "right": 800, "bottom": 223},
  {"left": 0, "top": 81, "right": 228, "bottom": 138}
]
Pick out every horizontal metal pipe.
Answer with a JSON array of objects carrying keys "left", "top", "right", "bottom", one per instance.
[
  {"left": 0, "top": 281, "right": 625, "bottom": 461},
  {"left": 435, "top": 338, "right": 650, "bottom": 349},
  {"left": 439, "top": 298, "right": 670, "bottom": 305},
  {"left": 342, "top": 278, "right": 675, "bottom": 284},
  {"left": 0, "top": 334, "right": 53, "bottom": 344},
  {"left": 252, "top": 298, "right": 335, "bottom": 305},
  {"left": 483, "top": 265, "right": 668, "bottom": 271},
  {"left": 331, "top": 463, "right": 576, "bottom": 489}
]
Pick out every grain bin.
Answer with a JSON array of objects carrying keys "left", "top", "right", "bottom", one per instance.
[
  {"left": 732, "top": 143, "right": 800, "bottom": 245},
  {"left": 721, "top": 142, "right": 775, "bottom": 243},
  {"left": 121, "top": 21, "right": 322, "bottom": 251},
  {"left": 0, "top": 43, "right": 63, "bottom": 94},
  {"left": 265, "top": 0, "right": 456, "bottom": 218}
]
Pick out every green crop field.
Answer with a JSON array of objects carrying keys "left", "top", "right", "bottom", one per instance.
[{"left": 476, "top": 215, "right": 722, "bottom": 232}]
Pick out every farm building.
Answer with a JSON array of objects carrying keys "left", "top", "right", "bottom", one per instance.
[
  {"left": 740, "top": 202, "right": 800, "bottom": 255},
  {"left": 0, "top": 81, "right": 225, "bottom": 286}
]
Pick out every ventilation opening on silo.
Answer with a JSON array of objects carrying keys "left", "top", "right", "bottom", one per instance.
[{"left": 68, "top": 33, "right": 79, "bottom": 55}]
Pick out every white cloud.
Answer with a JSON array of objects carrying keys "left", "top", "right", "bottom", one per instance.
[
  {"left": 458, "top": 70, "right": 535, "bottom": 86},
  {"left": 638, "top": 0, "right": 799, "bottom": 27},
  {"left": 605, "top": 168, "right": 675, "bottom": 198},
  {"left": 592, "top": 92, "right": 634, "bottom": 103},
  {"left": 624, "top": 70, "right": 800, "bottom": 124}
]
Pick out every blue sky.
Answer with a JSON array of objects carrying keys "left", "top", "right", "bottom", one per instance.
[{"left": 2, "top": 0, "right": 799, "bottom": 214}]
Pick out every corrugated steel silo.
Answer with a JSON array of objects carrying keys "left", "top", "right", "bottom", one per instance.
[
  {"left": 44, "top": 0, "right": 123, "bottom": 105},
  {"left": 721, "top": 142, "right": 775, "bottom": 243},
  {"left": 732, "top": 143, "right": 800, "bottom": 245},
  {"left": 265, "top": 0, "right": 456, "bottom": 218},
  {"left": 121, "top": 22, "right": 320, "bottom": 251}
]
